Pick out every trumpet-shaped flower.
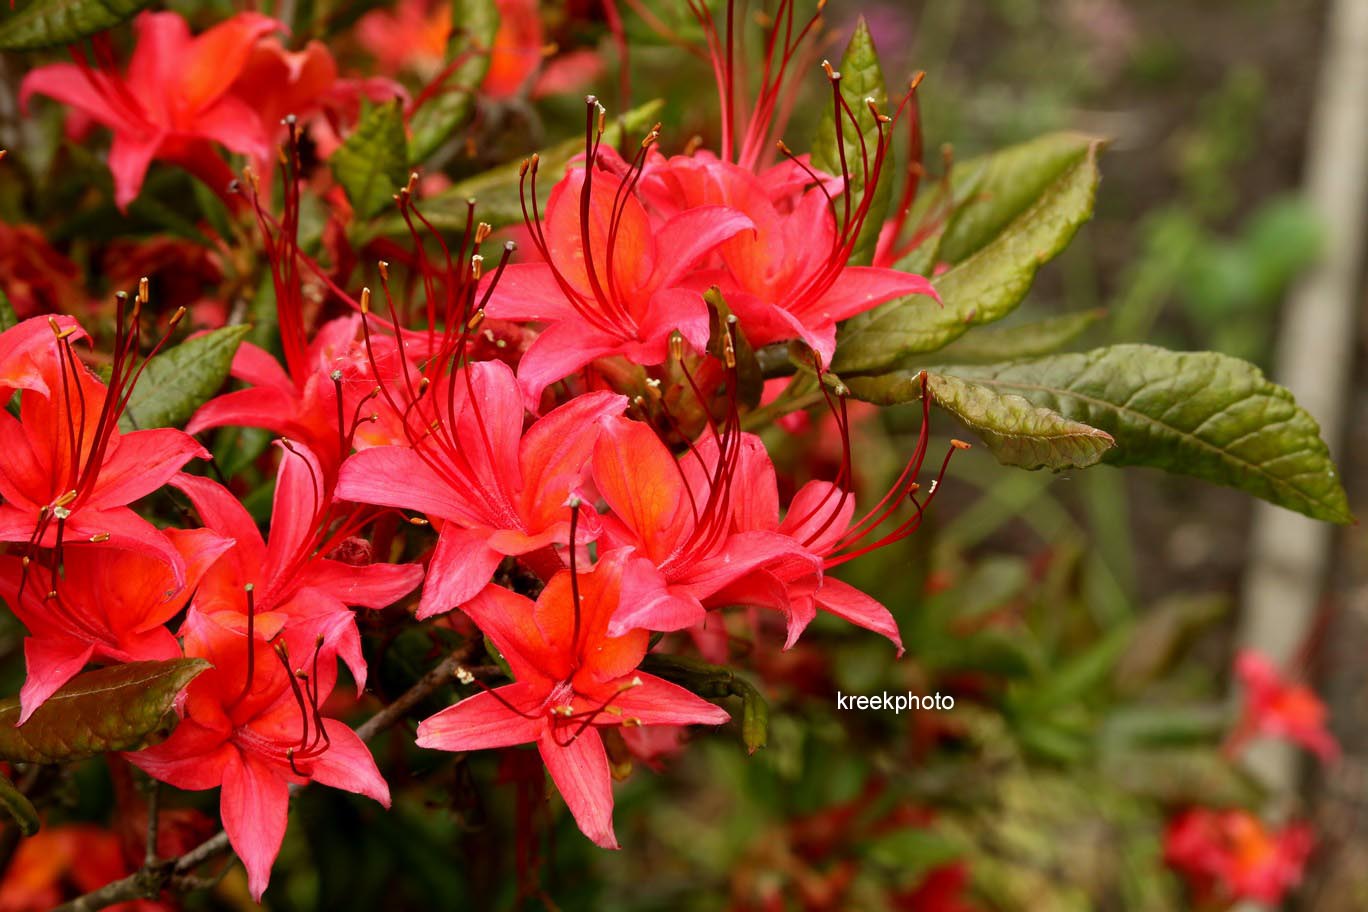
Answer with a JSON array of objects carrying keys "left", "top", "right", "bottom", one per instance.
[
  {"left": 0, "top": 312, "right": 208, "bottom": 574},
  {"left": 20, "top": 12, "right": 280, "bottom": 210},
  {"left": 645, "top": 151, "right": 935, "bottom": 366},
  {"left": 337, "top": 360, "right": 626, "bottom": 618},
  {"left": 415, "top": 550, "right": 728, "bottom": 848},
  {"left": 0, "top": 530, "right": 229, "bottom": 722},
  {"left": 172, "top": 440, "right": 423, "bottom": 692},
  {"left": 128, "top": 609, "right": 389, "bottom": 900},
  {"left": 590, "top": 417, "right": 819, "bottom": 635},
  {"left": 1164, "top": 808, "right": 1314, "bottom": 905},
  {"left": 484, "top": 112, "right": 752, "bottom": 407},
  {"left": 1232, "top": 650, "right": 1339, "bottom": 763}
]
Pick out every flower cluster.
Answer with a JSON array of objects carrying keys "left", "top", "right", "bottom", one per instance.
[
  {"left": 2, "top": 1, "right": 1346, "bottom": 908},
  {"left": 0, "top": 0, "right": 956, "bottom": 900},
  {"left": 1160, "top": 648, "right": 1338, "bottom": 906}
]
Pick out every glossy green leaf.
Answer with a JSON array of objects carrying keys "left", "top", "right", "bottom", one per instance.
[
  {"left": 332, "top": 100, "right": 409, "bottom": 220},
  {"left": 375, "top": 100, "right": 665, "bottom": 235},
  {"left": 408, "top": 0, "right": 500, "bottom": 164},
  {"left": 120, "top": 324, "right": 250, "bottom": 430},
  {"left": 930, "top": 310, "right": 1104, "bottom": 364},
  {"left": 0, "top": 0, "right": 152, "bottom": 50},
  {"left": 834, "top": 140, "right": 1102, "bottom": 373},
  {"left": 0, "top": 771, "right": 38, "bottom": 836},
  {"left": 810, "top": 17, "right": 888, "bottom": 266},
  {"left": 941, "top": 345, "right": 1353, "bottom": 523},
  {"left": 846, "top": 370, "right": 1115, "bottom": 470},
  {"left": 0, "top": 660, "right": 209, "bottom": 764},
  {"left": 939, "top": 131, "right": 1101, "bottom": 264}
]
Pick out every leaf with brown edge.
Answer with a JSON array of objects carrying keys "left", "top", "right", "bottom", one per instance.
[
  {"left": 834, "top": 138, "right": 1103, "bottom": 373},
  {"left": 846, "top": 370, "right": 1115, "bottom": 470},
  {"left": 0, "top": 659, "right": 208, "bottom": 764},
  {"left": 937, "top": 345, "right": 1354, "bottom": 524}
]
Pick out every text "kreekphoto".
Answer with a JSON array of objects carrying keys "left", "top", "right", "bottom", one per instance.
[{"left": 836, "top": 692, "right": 956, "bottom": 713}]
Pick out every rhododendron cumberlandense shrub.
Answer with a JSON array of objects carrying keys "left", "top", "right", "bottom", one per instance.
[{"left": 0, "top": 0, "right": 1349, "bottom": 909}]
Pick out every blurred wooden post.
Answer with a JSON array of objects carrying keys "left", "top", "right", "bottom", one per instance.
[{"left": 1236, "top": 0, "right": 1368, "bottom": 907}]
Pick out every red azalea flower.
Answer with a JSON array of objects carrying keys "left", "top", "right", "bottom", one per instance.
[
  {"left": 0, "top": 313, "right": 82, "bottom": 399},
  {"left": 189, "top": 315, "right": 410, "bottom": 483},
  {"left": 0, "top": 530, "right": 229, "bottom": 722},
  {"left": 1231, "top": 649, "right": 1339, "bottom": 763},
  {"left": 0, "top": 824, "right": 171, "bottom": 912},
  {"left": 703, "top": 431, "right": 903, "bottom": 654},
  {"left": 20, "top": 11, "right": 281, "bottom": 210},
  {"left": 171, "top": 440, "right": 423, "bottom": 692},
  {"left": 356, "top": 0, "right": 453, "bottom": 80},
  {"left": 231, "top": 36, "right": 406, "bottom": 160},
  {"left": 127, "top": 608, "right": 389, "bottom": 901},
  {"left": 337, "top": 359, "right": 626, "bottom": 618},
  {"left": 892, "top": 863, "right": 981, "bottom": 912},
  {"left": 415, "top": 549, "right": 729, "bottom": 848},
  {"left": 101, "top": 237, "right": 226, "bottom": 329},
  {"left": 483, "top": 0, "right": 549, "bottom": 98},
  {"left": 712, "top": 371, "right": 961, "bottom": 651},
  {"left": 590, "top": 416, "right": 819, "bottom": 634},
  {"left": 358, "top": 0, "right": 596, "bottom": 98},
  {"left": 483, "top": 106, "right": 753, "bottom": 407},
  {"left": 0, "top": 224, "right": 85, "bottom": 320},
  {"left": 0, "top": 312, "right": 207, "bottom": 573},
  {"left": 1164, "top": 808, "right": 1314, "bottom": 905},
  {"left": 643, "top": 149, "right": 935, "bottom": 367}
]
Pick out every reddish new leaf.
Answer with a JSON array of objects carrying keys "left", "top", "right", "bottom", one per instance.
[{"left": 0, "top": 659, "right": 208, "bottom": 763}]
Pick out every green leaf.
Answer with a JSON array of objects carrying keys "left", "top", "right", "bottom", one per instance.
[
  {"left": 939, "top": 131, "right": 1101, "bottom": 265},
  {"left": 0, "top": 0, "right": 152, "bottom": 50},
  {"left": 846, "top": 370, "right": 1115, "bottom": 470},
  {"left": 408, "top": 0, "right": 499, "bottom": 164},
  {"left": 332, "top": 100, "right": 410, "bottom": 220},
  {"left": 930, "top": 310, "right": 1104, "bottom": 364},
  {"left": 1100, "top": 704, "right": 1231, "bottom": 751},
  {"left": 834, "top": 139, "right": 1102, "bottom": 373},
  {"left": 1103, "top": 748, "right": 1262, "bottom": 807},
  {"left": 938, "top": 345, "right": 1353, "bottom": 523},
  {"left": 120, "top": 324, "right": 250, "bottom": 431},
  {"left": 739, "top": 683, "right": 769, "bottom": 755},
  {"left": 0, "top": 771, "right": 39, "bottom": 836},
  {"left": 640, "top": 653, "right": 767, "bottom": 753},
  {"left": 1015, "top": 623, "right": 1133, "bottom": 715},
  {"left": 0, "top": 287, "right": 16, "bottom": 332},
  {"left": 809, "top": 17, "right": 888, "bottom": 266},
  {"left": 866, "top": 829, "right": 964, "bottom": 880},
  {"left": 373, "top": 100, "right": 666, "bottom": 236},
  {"left": 0, "top": 660, "right": 209, "bottom": 763}
]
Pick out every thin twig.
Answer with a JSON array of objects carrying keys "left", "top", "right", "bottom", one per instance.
[
  {"left": 144, "top": 780, "right": 160, "bottom": 868},
  {"left": 51, "top": 645, "right": 477, "bottom": 912},
  {"left": 355, "top": 644, "right": 476, "bottom": 742}
]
